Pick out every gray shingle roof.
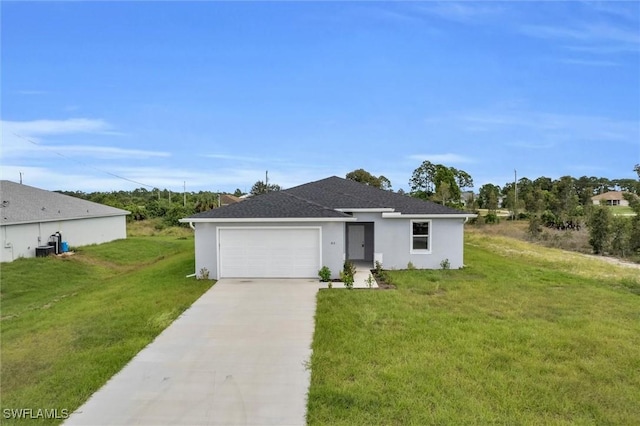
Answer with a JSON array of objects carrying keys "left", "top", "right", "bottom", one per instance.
[
  {"left": 1, "top": 180, "right": 130, "bottom": 225},
  {"left": 187, "top": 176, "right": 466, "bottom": 219}
]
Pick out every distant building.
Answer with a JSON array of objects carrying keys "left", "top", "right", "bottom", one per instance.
[
  {"left": 219, "top": 194, "right": 242, "bottom": 206},
  {"left": 591, "top": 191, "right": 630, "bottom": 207},
  {"left": 1, "top": 180, "right": 129, "bottom": 262}
]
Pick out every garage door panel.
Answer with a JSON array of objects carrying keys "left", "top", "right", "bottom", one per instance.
[{"left": 219, "top": 228, "right": 320, "bottom": 278}]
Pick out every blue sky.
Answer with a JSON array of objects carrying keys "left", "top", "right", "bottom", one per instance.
[{"left": 2, "top": 1, "right": 639, "bottom": 194}]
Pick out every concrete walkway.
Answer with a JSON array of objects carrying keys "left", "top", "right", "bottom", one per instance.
[{"left": 65, "top": 279, "right": 319, "bottom": 426}]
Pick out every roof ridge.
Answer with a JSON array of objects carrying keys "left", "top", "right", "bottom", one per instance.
[{"left": 281, "top": 191, "right": 350, "bottom": 217}]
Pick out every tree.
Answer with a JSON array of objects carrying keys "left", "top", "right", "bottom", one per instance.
[
  {"left": 251, "top": 180, "right": 281, "bottom": 195},
  {"left": 233, "top": 188, "right": 244, "bottom": 197},
  {"left": 346, "top": 169, "right": 392, "bottom": 190},
  {"left": 409, "top": 161, "right": 473, "bottom": 205},
  {"left": 478, "top": 184, "right": 500, "bottom": 211},
  {"left": 409, "top": 161, "right": 437, "bottom": 198},
  {"left": 194, "top": 191, "right": 219, "bottom": 212},
  {"left": 588, "top": 206, "right": 611, "bottom": 254}
]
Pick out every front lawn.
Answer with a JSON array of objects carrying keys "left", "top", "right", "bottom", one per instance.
[
  {"left": 0, "top": 237, "right": 212, "bottom": 424},
  {"left": 307, "top": 231, "right": 640, "bottom": 424}
]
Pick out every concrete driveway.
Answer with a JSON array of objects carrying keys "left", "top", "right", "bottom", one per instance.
[{"left": 65, "top": 279, "right": 319, "bottom": 426}]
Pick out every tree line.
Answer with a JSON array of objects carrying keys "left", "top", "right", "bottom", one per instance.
[{"left": 61, "top": 162, "right": 640, "bottom": 258}]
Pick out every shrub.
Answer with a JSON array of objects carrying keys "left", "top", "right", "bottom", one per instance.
[
  {"left": 365, "top": 274, "right": 374, "bottom": 288},
  {"left": 198, "top": 267, "right": 210, "bottom": 280},
  {"left": 588, "top": 206, "right": 611, "bottom": 254},
  {"left": 341, "top": 260, "right": 356, "bottom": 289},
  {"left": 407, "top": 261, "right": 416, "bottom": 270},
  {"left": 374, "top": 260, "right": 383, "bottom": 276},
  {"left": 318, "top": 266, "right": 331, "bottom": 282},
  {"left": 440, "top": 258, "right": 450, "bottom": 270},
  {"left": 343, "top": 260, "right": 356, "bottom": 277},
  {"left": 484, "top": 213, "right": 499, "bottom": 224},
  {"left": 528, "top": 216, "right": 543, "bottom": 239}
]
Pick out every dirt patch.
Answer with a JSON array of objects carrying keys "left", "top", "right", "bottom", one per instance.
[{"left": 371, "top": 270, "right": 396, "bottom": 289}]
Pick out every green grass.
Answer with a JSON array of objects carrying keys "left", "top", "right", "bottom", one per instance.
[
  {"left": 607, "top": 205, "right": 635, "bottom": 215},
  {"left": 0, "top": 236, "right": 212, "bottom": 425},
  {"left": 307, "top": 231, "right": 640, "bottom": 425}
]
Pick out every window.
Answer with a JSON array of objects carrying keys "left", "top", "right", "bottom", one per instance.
[{"left": 411, "top": 220, "right": 431, "bottom": 252}]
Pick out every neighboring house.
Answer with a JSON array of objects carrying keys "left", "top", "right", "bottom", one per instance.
[
  {"left": 220, "top": 194, "right": 242, "bottom": 206},
  {"left": 460, "top": 191, "right": 475, "bottom": 207},
  {"left": 591, "top": 191, "right": 630, "bottom": 207},
  {"left": 181, "top": 176, "right": 475, "bottom": 280},
  {"left": 1, "top": 180, "right": 129, "bottom": 263}
]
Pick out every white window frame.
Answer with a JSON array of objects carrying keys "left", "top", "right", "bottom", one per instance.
[{"left": 410, "top": 219, "right": 432, "bottom": 254}]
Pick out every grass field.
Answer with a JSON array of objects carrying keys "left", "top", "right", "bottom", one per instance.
[
  {"left": 0, "top": 235, "right": 211, "bottom": 425},
  {"left": 607, "top": 205, "right": 636, "bottom": 215},
  {"left": 307, "top": 230, "right": 640, "bottom": 425}
]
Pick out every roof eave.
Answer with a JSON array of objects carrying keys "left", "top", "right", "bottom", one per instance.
[
  {"left": 382, "top": 212, "right": 477, "bottom": 219},
  {"left": 180, "top": 216, "right": 357, "bottom": 223},
  {"left": 335, "top": 208, "right": 396, "bottom": 213},
  {"left": 1, "top": 211, "right": 130, "bottom": 226}
]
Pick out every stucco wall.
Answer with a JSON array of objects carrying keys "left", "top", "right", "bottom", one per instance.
[
  {"left": 194, "top": 221, "right": 345, "bottom": 280},
  {"left": 1, "top": 215, "right": 127, "bottom": 263},
  {"left": 351, "top": 212, "right": 466, "bottom": 270}
]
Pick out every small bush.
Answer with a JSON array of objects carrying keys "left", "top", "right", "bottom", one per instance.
[
  {"left": 407, "top": 261, "right": 416, "bottom": 270},
  {"left": 365, "top": 274, "right": 374, "bottom": 288},
  {"left": 318, "top": 266, "right": 331, "bottom": 282},
  {"left": 440, "top": 259, "right": 450, "bottom": 270},
  {"left": 198, "top": 267, "right": 210, "bottom": 280},
  {"left": 341, "top": 260, "right": 356, "bottom": 289},
  {"left": 374, "top": 260, "right": 383, "bottom": 275},
  {"left": 484, "top": 213, "right": 499, "bottom": 224}
]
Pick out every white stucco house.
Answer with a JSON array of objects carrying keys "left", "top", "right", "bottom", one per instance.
[
  {"left": 181, "top": 176, "right": 475, "bottom": 280},
  {"left": 1, "top": 180, "right": 129, "bottom": 263},
  {"left": 591, "top": 191, "right": 630, "bottom": 207}
]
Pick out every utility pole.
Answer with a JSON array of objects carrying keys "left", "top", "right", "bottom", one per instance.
[
  {"left": 183, "top": 181, "right": 186, "bottom": 207},
  {"left": 514, "top": 169, "right": 518, "bottom": 220},
  {"left": 19, "top": 172, "right": 23, "bottom": 184},
  {"left": 265, "top": 170, "right": 269, "bottom": 193}
]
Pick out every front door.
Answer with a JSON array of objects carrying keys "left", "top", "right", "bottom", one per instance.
[{"left": 348, "top": 225, "right": 365, "bottom": 260}]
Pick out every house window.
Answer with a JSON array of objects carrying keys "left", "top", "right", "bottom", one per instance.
[{"left": 411, "top": 220, "right": 431, "bottom": 253}]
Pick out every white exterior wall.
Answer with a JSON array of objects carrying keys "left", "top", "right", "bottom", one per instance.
[
  {"left": 1, "top": 216, "right": 127, "bottom": 263},
  {"left": 194, "top": 221, "right": 345, "bottom": 280},
  {"left": 352, "top": 212, "right": 466, "bottom": 270}
]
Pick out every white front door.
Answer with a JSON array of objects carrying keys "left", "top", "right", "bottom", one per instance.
[
  {"left": 348, "top": 225, "right": 365, "bottom": 260},
  {"left": 218, "top": 227, "right": 321, "bottom": 278}
]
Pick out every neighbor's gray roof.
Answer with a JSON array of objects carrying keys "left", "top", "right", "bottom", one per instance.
[
  {"left": 187, "top": 176, "right": 465, "bottom": 220},
  {"left": 1, "top": 180, "right": 130, "bottom": 225}
]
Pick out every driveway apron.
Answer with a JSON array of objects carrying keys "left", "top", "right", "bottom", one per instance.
[{"left": 65, "top": 279, "right": 319, "bottom": 426}]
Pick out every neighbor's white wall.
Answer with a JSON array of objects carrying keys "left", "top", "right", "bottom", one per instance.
[
  {"left": 1, "top": 216, "right": 127, "bottom": 263},
  {"left": 351, "top": 212, "right": 466, "bottom": 270},
  {"left": 193, "top": 221, "right": 345, "bottom": 280}
]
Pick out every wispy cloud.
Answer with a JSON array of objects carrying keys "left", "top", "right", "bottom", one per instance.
[
  {"left": 457, "top": 111, "right": 638, "bottom": 145},
  {"left": 520, "top": 21, "right": 640, "bottom": 54},
  {"left": 416, "top": 2, "right": 505, "bottom": 24},
  {"left": 203, "top": 154, "right": 267, "bottom": 163},
  {"left": 407, "top": 153, "right": 475, "bottom": 164},
  {"left": 1, "top": 118, "right": 165, "bottom": 161},
  {"left": 560, "top": 58, "right": 620, "bottom": 67},
  {"left": 15, "top": 90, "right": 49, "bottom": 96},
  {"left": 52, "top": 146, "right": 170, "bottom": 159},
  {"left": 5, "top": 118, "right": 111, "bottom": 135},
  {"left": 522, "top": 22, "right": 640, "bottom": 45}
]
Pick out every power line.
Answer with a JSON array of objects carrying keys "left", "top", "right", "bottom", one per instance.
[{"left": 12, "top": 132, "right": 166, "bottom": 190}]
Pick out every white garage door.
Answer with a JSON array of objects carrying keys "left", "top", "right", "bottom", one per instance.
[{"left": 219, "top": 227, "right": 321, "bottom": 278}]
